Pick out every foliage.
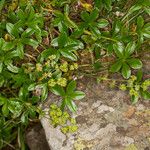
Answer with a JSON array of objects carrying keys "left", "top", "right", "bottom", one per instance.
[
  {"left": 0, "top": 0, "right": 149, "bottom": 149},
  {"left": 49, "top": 103, "right": 78, "bottom": 134}
]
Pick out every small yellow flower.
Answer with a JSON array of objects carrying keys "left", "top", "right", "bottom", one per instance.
[
  {"left": 130, "top": 75, "right": 137, "bottom": 81},
  {"left": 119, "top": 84, "right": 127, "bottom": 91},
  {"left": 70, "top": 65, "right": 74, "bottom": 71},
  {"left": 60, "top": 62, "right": 68, "bottom": 72},
  {"left": 48, "top": 55, "right": 56, "bottom": 60},
  {"left": 57, "top": 78, "right": 67, "bottom": 87},
  {"left": 48, "top": 79, "right": 56, "bottom": 87},
  {"left": 47, "top": 72, "right": 52, "bottom": 78},
  {"left": 73, "top": 63, "right": 78, "bottom": 69},
  {"left": 36, "top": 63, "right": 42, "bottom": 72}
]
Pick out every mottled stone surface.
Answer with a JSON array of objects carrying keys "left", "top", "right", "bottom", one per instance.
[{"left": 41, "top": 78, "right": 150, "bottom": 150}]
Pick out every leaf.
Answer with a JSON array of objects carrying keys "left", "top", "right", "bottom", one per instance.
[
  {"left": 137, "top": 16, "right": 144, "bottom": 29},
  {"left": 22, "top": 38, "right": 38, "bottom": 48},
  {"left": 121, "top": 63, "right": 131, "bottom": 79},
  {"left": 81, "top": 11, "right": 90, "bottom": 22},
  {"left": 51, "top": 85, "right": 65, "bottom": 97},
  {"left": 136, "top": 70, "right": 143, "bottom": 82},
  {"left": 2, "top": 103, "right": 9, "bottom": 116},
  {"left": 17, "top": 42, "right": 24, "bottom": 58},
  {"left": 7, "top": 63, "right": 19, "bottom": 73},
  {"left": 127, "top": 58, "right": 142, "bottom": 69},
  {"left": 89, "top": 8, "right": 99, "bottom": 22},
  {"left": 0, "top": 0, "right": 5, "bottom": 11},
  {"left": 58, "top": 32, "right": 68, "bottom": 48},
  {"left": 21, "top": 111, "right": 28, "bottom": 125},
  {"left": 131, "top": 95, "right": 139, "bottom": 104},
  {"left": 66, "top": 80, "right": 76, "bottom": 94},
  {"left": 104, "top": 0, "right": 112, "bottom": 10},
  {"left": 128, "top": 5, "right": 142, "bottom": 15},
  {"left": 110, "top": 60, "right": 122, "bottom": 73},
  {"left": 2, "top": 41, "right": 15, "bottom": 51},
  {"left": 21, "top": 28, "right": 34, "bottom": 38},
  {"left": 66, "top": 98, "right": 77, "bottom": 112},
  {"left": 41, "top": 84, "right": 48, "bottom": 101},
  {"left": 141, "top": 90, "right": 150, "bottom": 100},
  {"left": 113, "top": 42, "right": 124, "bottom": 58},
  {"left": 6, "top": 23, "right": 18, "bottom": 37},
  {"left": 71, "top": 91, "right": 85, "bottom": 100},
  {"left": 60, "top": 50, "right": 77, "bottom": 61},
  {"left": 0, "top": 62, "right": 3, "bottom": 73},
  {"left": 124, "top": 42, "right": 136, "bottom": 57},
  {"left": 97, "top": 19, "right": 109, "bottom": 28}
]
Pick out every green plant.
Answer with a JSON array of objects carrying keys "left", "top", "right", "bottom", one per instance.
[
  {"left": 119, "top": 72, "right": 150, "bottom": 103},
  {"left": 51, "top": 80, "right": 85, "bottom": 112},
  {"left": 49, "top": 103, "right": 78, "bottom": 134},
  {"left": 110, "top": 42, "right": 142, "bottom": 79},
  {"left": 0, "top": 0, "right": 149, "bottom": 149}
]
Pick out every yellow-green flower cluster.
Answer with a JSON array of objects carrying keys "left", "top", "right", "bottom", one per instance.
[
  {"left": 59, "top": 62, "right": 79, "bottom": 72},
  {"left": 60, "top": 62, "right": 68, "bottom": 72},
  {"left": 48, "top": 77, "right": 67, "bottom": 87},
  {"left": 129, "top": 88, "right": 139, "bottom": 97},
  {"left": 36, "top": 63, "right": 43, "bottom": 72},
  {"left": 141, "top": 80, "right": 150, "bottom": 91},
  {"left": 119, "top": 84, "right": 127, "bottom": 91},
  {"left": 57, "top": 77, "right": 67, "bottom": 87},
  {"left": 49, "top": 104, "right": 78, "bottom": 134}
]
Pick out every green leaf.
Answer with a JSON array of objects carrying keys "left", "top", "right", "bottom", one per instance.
[
  {"left": 121, "top": 63, "right": 131, "bottom": 79},
  {"left": 89, "top": 8, "right": 99, "bottom": 22},
  {"left": 124, "top": 42, "right": 136, "bottom": 57},
  {"left": 71, "top": 91, "right": 85, "bottom": 100},
  {"left": 131, "top": 95, "right": 139, "bottom": 104},
  {"left": 7, "top": 63, "right": 19, "bottom": 73},
  {"left": 81, "top": 11, "right": 90, "bottom": 22},
  {"left": 21, "top": 28, "right": 34, "bottom": 38},
  {"left": 137, "top": 16, "right": 144, "bottom": 29},
  {"left": 97, "top": 19, "right": 109, "bottom": 28},
  {"left": 128, "top": 5, "right": 142, "bottom": 15},
  {"left": 110, "top": 60, "right": 122, "bottom": 73},
  {"left": 127, "top": 58, "right": 142, "bottom": 69},
  {"left": 0, "top": 0, "right": 5, "bottom": 11},
  {"left": 136, "top": 70, "right": 143, "bottom": 82},
  {"left": 22, "top": 38, "right": 38, "bottom": 48},
  {"left": 2, "top": 103, "right": 9, "bottom": 116},
  {"left": 141, "top": 90, "right": 150, "bottom": 100},
  {"left": 41, "top": 84, "right": 48, "bottom": 101},
  {"left": 58, "top": 32, "right": 68, "bottom": 48},
  {"left": 66, "top": 98, "right": 77, "bottom": 112},
  {"left": 0, "top": 62, "right": 3, "bottom": 73},
  {"left": 104, "top": 0, "right": 112, "bottom": 10},
  {"left": 51, "top": 85, "right": 65, "bottom": 97},
  {"left": 66, "top": 80, "right": 76, "bottom": 94},
  {"left": 113, "top": 42, "right": 124, "bottom": 58},
  {"left": 2, "top": 41, "right": 15, "bottom": 51},
  {"left": 60, "top": 50, "right": 77, "bottom": 61},
  {"left": 6, "top": 23, "right": 18, "bottom": 37},
  {"left": 17, "top": 43, "right": 24, "bottom": 58}
]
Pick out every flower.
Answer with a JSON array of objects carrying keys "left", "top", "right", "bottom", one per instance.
[
  {"left": 119, "top": 84, "right": 127, "bottom": 91},
  {"left": 57, "top": 78, "right": 67, "bottom": 87},
  {"left": 36, "top": 63, "right": 42, "bottom": 72},
  {"left": 60, "top": 62, "right": 68, "bottom": 72},
  {"left": 48, "top": 79, "right": 56, "bottom": 87}
]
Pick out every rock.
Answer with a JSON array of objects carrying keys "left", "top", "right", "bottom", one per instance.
[
  {"left": 25, "top": 123, "right": 50, "bottom": 150},
  {"left": 41, "top": 78, "right": 150, "bottom": 150}
]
